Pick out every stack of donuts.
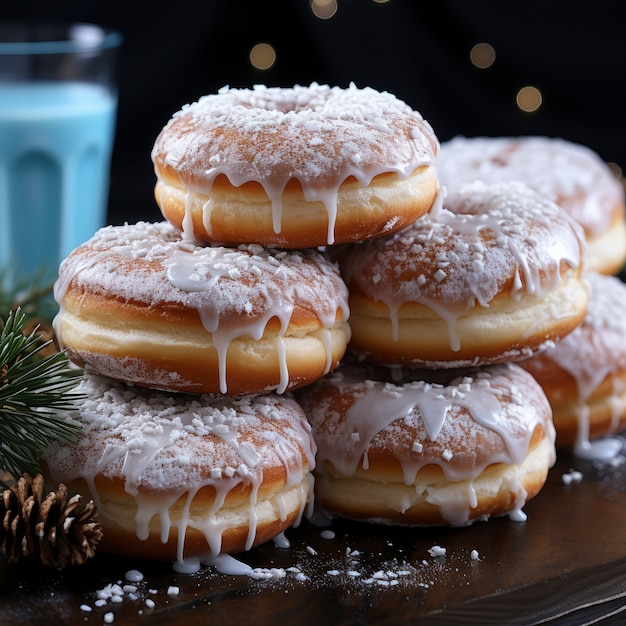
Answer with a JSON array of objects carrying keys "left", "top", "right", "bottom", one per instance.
[
  {"left": 42, "top": 83, "right": 436, "bottom": 567},
  {"left": 41, "top": 83, "right": 626, "bottom": 567}
]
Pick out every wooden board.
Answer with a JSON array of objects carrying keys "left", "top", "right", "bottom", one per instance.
[{"left": 1, "top": 433, "right": 625, "bottom": 626}]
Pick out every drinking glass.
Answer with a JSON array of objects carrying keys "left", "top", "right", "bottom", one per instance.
[{"left": 0, "top": 22, "right": 122, "bottom": 290}]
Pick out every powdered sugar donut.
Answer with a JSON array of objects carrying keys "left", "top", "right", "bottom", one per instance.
[
  {"left": 40, "top": 374, "right": 316, "bottom": 569},
  {"left": 521, "top": 272, "right": 626, "bottom": 457},
  {"left": 151, "top": 83, "right": 439, "bottom": 248},
  {"left": 437, "top": 136, "right": 626, "bottom": 275},
  {"left": 336, "top": 181, "right": 589, "bottom": 368},
  {"left": 296, "top": 361, "right": 555, "bottom": 526},
  {"left": 53, "top": 221, "right": 350, "bottom": 395}
]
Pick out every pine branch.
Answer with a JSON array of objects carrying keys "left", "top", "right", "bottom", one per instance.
[{"left": 1, "top": 308, "right": 84, "bottom": 488}]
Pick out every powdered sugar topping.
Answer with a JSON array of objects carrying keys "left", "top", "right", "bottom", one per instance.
[
  {"left": 151, "top": 83, "right": 439, "bottom": 243},
  {"left": 437, "top": 136, "right": 624, "bottom": 235},
  {"left": 339, "top": 181, "right": 586, "bottom": 349}
]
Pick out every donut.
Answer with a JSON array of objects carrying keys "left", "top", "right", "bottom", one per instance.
[
  {"left": 436, "top": 136, "right": 626, "bottom": 275},
  {"left": 295, "top": 361, "right": 556, "bottom": 526},
  {"left": 335, "top": 181, "right": 589, "bottom": 368},
  {"left": 53, "top": 221, "right": 350, "bottom": 395},
  {"left": 520, "top": 272, "right": 626, "bottom": 456},
  {"left": 40, "top": 374, "right": 316, "bottom": 568},
  {"left": 151, "top": 83, "right": 439, "bottom": 248}
]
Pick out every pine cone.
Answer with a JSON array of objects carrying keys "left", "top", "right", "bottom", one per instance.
[{"left": 0, "top": 473, "right": 103, "bottom": 567}]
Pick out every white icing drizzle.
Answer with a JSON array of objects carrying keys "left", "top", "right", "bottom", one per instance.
[
  {"left": 53, "top": 221, "right": 349, "bottom": 394},
  {"left": 436, "top": 136, "right": 624, "bottom": 236},
  {"left": 301, "top": 362, "right": 555, "bottom": 526},
  {"left": 151, "top": 83, "right": 439, "bottom": 244},
  {"left": 339, "top": 181, "right": 586, "bottom": 350},
  {"left": 42, "top": 374, "right": 316, "bottom": 566},
  {"left": 523, "top": 273, "right": 626, "bottom": 459}
]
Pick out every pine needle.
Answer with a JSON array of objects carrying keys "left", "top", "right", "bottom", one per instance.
[{"left": 1, "top": 308, "right": 84, "bottom": 488}]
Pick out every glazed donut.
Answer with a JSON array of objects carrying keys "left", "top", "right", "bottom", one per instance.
[
  {"left": 53, "top": 221, "right": 350, "bottom": 395},
  {"left": 520, "top": 272, "right": 626, "bottom": 455},
  {"left": 336, "top": 181, "right": 589, "bottom": 368},
  {"left": 40, "top": 374, "right": 316, "bottom": 568},
  {"left": 437, "top": 136, "right": 626, "bottom": 275},
  {"left": 295, "top": 361, "right": 555, "bottom": 526},
  {"left": 151, "top": 83, "right": 439, "bottom": 248}
]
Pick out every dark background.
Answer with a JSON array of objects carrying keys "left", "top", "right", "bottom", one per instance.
[{"left": 1, "top": 0, "right": 625, "bottom": 227}]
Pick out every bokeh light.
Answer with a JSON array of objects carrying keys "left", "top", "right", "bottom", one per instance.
[
  {"left": 311, "top": 0, "right": 338, "bottom": 20},
  {"left": 250, "top": 43, "right": 276, "bottom": 70},
  {"left": 516, "top": 86, "right": 543, "bottom": 112},
  {"left": 470, "top": 43, "right": 496, "bottom": 69}
]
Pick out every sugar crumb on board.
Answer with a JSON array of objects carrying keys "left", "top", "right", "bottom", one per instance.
[{"left": 74, "top": 529, "right": 487, "bottom": 621}]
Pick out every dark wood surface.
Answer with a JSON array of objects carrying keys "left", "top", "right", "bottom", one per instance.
[{"left": 1, "top": 433, "right": 625, "bottom": 626}]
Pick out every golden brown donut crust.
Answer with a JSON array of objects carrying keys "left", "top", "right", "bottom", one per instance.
[
  {"left": 41, "top": 375, "right": 316, "bottom": 562},
  {"left": 53, "top": 221, "right": 350, "bottom": 395},
  {"left": 154, "top": 167, "right": 439, "bottom": 249},
  {"left": 296, "top": 361, "right": 556, "bottom": 526},
  {"left": 337, "top": 181, "right": 589, "bottom": 368},
  {"left": 151, "top": 83, "right": 440, "bottom": 248}
]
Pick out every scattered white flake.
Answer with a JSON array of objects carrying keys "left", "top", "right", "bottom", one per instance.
[
  {"left": 125, "top": 569, "right": 144, "bottom": 583},
  {"left": 306, "top": 546, "right": 318, "bottom": 556},
  {"left": 79, "top": 604, "right": 92, "bottom": 612},
  {"left": 471, "top": 550, "right": 481, "bottom": 561},
  {"left": 104, "top": 612, "right": 115, "bottom": 624},
  {"left": 249, "top": 568, "right": 287, "bottom": 580},
  {"left": 562, "top": 469, "right": 583, "bottom": 485},
  {"left": 428, "top": 545, "right": 446, "bottom": 558},
  {"left": 412, "top": 441, "right": 423, "bottom": 453},
  {"left": 434, "top": 269, "right": 447, "bottom": 282},
  {"left": 167, "top": 586, "right": 180, "bottom": 596},
  {"left": 320, "top": 529, "right": 336, "bottom": 539},
  {"left": 327, "top": 569, "right": 341, "bottom": 576},
  {"left": 350, "top": 432, "right": 360, "bottom": 442},
  {"left": 442, "top": 449, "right": 453, "bottom": 461},
  {"left": 145, "top": 598, "right": 156, "bottom": 609}
]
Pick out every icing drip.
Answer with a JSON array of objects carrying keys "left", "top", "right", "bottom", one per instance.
[
  {"left": 53, "top": 221, "right": 350, "bottom": 394},
  {"left": 304, "top": 363, "right": 555, "bottom": 525},
  {"left": 42, "top": 375, "right": 316, "bottom": 566},
  {"left": 339, "top": 181, "right": 585, "bottom": 350},
  {"left": 152, "top": 83, "right": 439, "bottom": 244},
  {"left": 437, "top": 136, "right": 624, "bottom": 236}
]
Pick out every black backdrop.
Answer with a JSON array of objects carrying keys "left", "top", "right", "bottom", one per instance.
[{"left": 1, "top": 0, "right": 625, "bottom": 227}]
